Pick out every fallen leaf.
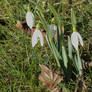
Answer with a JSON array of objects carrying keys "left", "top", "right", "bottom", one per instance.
[{"left": 39, "top": 65, "right": 63, "bottom": 92}]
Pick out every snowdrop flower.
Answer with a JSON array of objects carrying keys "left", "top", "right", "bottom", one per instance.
[
  {"left": 26, "top": 12, "right": 35, "bottom": 29},
  {"left": 71, "top": 32, "right": 83, "bottom": 51},
  {"left": 32, "top": 24, "right": 44, "bottom": 47},
  {"left": 49, "top": 24, "right": 57, "bottom": 38},
  {"left": 49, "top": 18, "right": 57, "bottom": 38},
  {"left": 46, "top": 18, "right": 57, "bottom": 45}
]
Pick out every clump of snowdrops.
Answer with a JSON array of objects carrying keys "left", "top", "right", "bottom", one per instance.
[{"left": 26, "top": 2, "right": 84, "bottom": 84}]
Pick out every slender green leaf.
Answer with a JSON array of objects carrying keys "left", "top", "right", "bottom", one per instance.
[
  {"left": 74, "top": 55, "right": 79, "bottom": 72},
  {"left": 77, "top": 51, "right": 82, "bottom": 75},
  {"left": 68, "top": 36, "right": 72, "bottom": 59},
  {"left": 62, "top": 45, "right": 68, "bottom": 69},
  {"left": 71, "top": 8, "right": 76, "bottom": 28}
]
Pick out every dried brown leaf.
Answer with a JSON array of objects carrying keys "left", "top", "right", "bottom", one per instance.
[
  {"left": 16, "top": 20, "right": 23, "bottom": 29},
  {"left": 39, "top": 65, "right": 63, "bottom": 92},
  {"left": 50, "top": 86, "right": 60, "bottom": 92}
]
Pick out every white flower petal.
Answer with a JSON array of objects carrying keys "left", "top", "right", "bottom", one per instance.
[
  {"left": 71, "top": 32, "right": 78, "bottom": 51},
  {"left": 32, "top": 30, "right": 44, "bottom": 47},
  {"left": 26, "top": 12, "right": 35, "bottom": 29},
  {"left": 32, "top": 31, "right": 38, "bottom": 47},
  {"left": 71, "top": 32, "right": 83, "bottom": 51},
  {"left": 37, "top": 30, "right": 44, "bottom": 46},
  {"left": 76, "top": 32, "right": 83, "bottom": 46}
]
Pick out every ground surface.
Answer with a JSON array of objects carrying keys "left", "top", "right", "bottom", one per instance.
[{"left": 0, "top": 0, "right": 92, "bottom": 92}]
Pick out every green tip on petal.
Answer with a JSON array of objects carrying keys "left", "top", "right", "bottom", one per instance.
[
  {"left": 36, "top": 23, "right": 40, "bottom": 30},
  {"left": 51, "top": 18, "right": 55, "bottom": 24}
]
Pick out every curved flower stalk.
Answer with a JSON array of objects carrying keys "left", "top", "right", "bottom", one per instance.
[
  {"left": 71, "top": 32, "right": 83, "bottom": 51},
  {"left": 26, "top": 11, "right": 35, "bottom": 29},
  {"left": 32, "top": 24, "right": 44, "bottom": 47}
]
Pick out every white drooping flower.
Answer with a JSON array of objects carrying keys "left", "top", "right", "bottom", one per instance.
[
  {"left": 49, "top": 24, "right": 57, "bottom": 38},
  {"left": 32, "top": 29, "right": 44, "bottom": 47},
  {"left": 46, "top": 24, "right": 57, "bottom": 46},
  {"left": 71, "top": 32, "right": 83, "bottom": 51},
  {"left": 26, "top": 12, "right": 35, "bottom": 29}
]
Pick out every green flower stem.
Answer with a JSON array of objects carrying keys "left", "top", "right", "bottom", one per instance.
[{"left": 27, "top": 5, "right": 30, "bottom": 12}]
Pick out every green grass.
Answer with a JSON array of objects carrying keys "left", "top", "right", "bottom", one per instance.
[{"left": 0, "top": 0, "right": 92, "bottom": 92}]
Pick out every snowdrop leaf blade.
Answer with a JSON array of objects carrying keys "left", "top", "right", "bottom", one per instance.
[
  {"left": 71, "top": 9, "right": 76, "bottom": 28},
  {"left": 46, "top": 35, "right": 52, "bottom": 49},
  {"left": 68, "top": 36, "right": 72, "bottom": 59},
  {"left": 74, "top": 52, "right": 82, "bottom": 75},
  {"left": 62, "top": 45, "right": 68, "bottom": 69},
  {"left": 74, "top": 55, "right": 79, "bottom": 72},
  {"left": 77, "top": 51, "right": 82, "bottom": 75}
]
